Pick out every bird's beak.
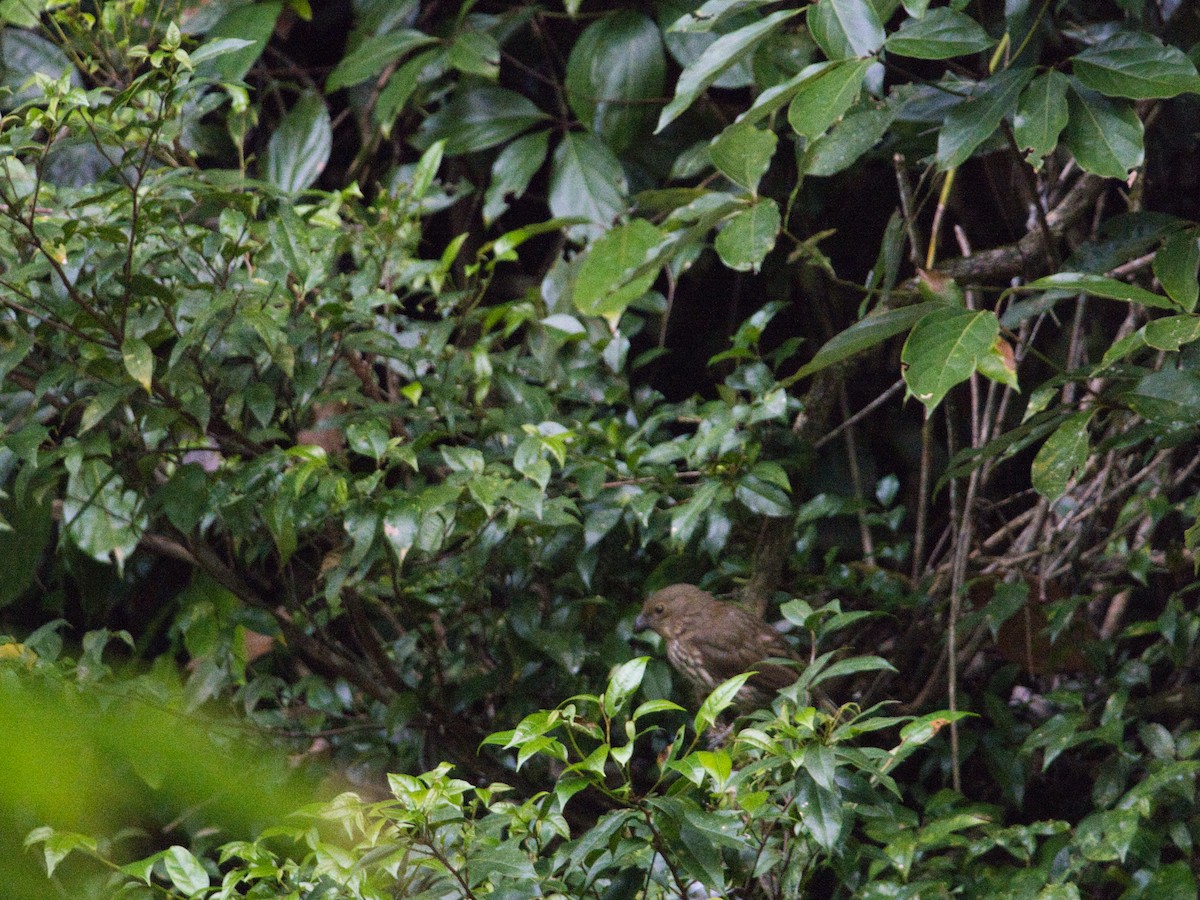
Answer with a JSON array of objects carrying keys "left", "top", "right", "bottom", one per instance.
[{"left": 634, "top": 614, "right": 648, "bottom": 631}]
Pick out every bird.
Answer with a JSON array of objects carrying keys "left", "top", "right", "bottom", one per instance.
[{"left": 634, "top": 583, "right": 816, "bottom": 711}]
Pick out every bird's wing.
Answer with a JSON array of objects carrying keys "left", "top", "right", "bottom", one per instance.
[{"left": 685, "top": 608, "right": 801, "bottom": 688}]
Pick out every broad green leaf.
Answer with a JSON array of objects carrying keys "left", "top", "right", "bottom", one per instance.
[
  {"left": 1126, "top": 369, "right": 1200, "bottom": 424},
  {"left": 1142, "top": 314, "right": 1200, "bottom": 355},
  {"left": 975, "top": 336, "right": 1018, "bottom": 390},
  {"left": 885, "top": 8, "right": 993, "bottom": 59},
  {"left": 448, "top": 30, "right": 500, "bottom": 79},
  {"left": 668, "top": 0, "right": 780, "bottom": 32},
  {"left": 384, "top": 501, "right": 420, "bottom": 567},
  {"left": 802, "top": 106, "right": 895, "bottom": 176},
  {"left": 549, "top": 132, "right": 628, "bottom": 241},
  {"left": 195, "top": 2, "right": 280, "bottom": 83},
  {"left": 657, "top": 10, "right": 801, "bottom": 132},
  {"left": 1032, "top": 410, "right": 1092, "bottom": 501},
  {"left": 709, "top": 123, "right": 778, "bottom": 193},
  {"left": 120, "top": 336, "right": 153, "bottom": 393},
  {"left": 326, "top": 29, "right": 437, "bottom": 92},
  {"left": 796, "top": 777, "right": 843, "bottom": 851},
  {"left": 937, "top": 68, "right": 1033, "bottom": 170},
  {"left": 415, "top": 85, "right": 549, "bottom": 156},
  {"left": 695, "top": 672, "right": 753, "bottom": 732},
  {"left": 63, "top": 458, "right": 144, "bottom": 572},
  {"left": 603, "top": 656, "right": 648, "bottom": 717},
  {"left": 1153, "top": 228, "right": 1200, "bottom": 312},
  {"left": 901, "top": 307, "right": 999, "bottom": 412},
  {"left": 0, "top": 0, "right": 47, "bottom": 27},
  {"left": 790, "top": 301, "right": 943, "bottom": 382},
  {"left": 807, "top": 0, "right": 885, "bottom": 61},
  {"left": 264, "top": 92, "right": 331, "bottom": 193},
  {"left": 1061, "top": 85, "right": 1143, "bottom": 180},
  {"left": 1020, "top": 272, "right": 1176, "bottom": 309},
  {"left": 1072, "top": 32, "right": 1200, "bottom": 100},
  {"left": 483, "top": 130, "right": 550, "bottom": 224},
  {"left": 670, "top": 479, "right": 723, "bottom": 546},
  {"left": 574, "top": 219, "right": 663, "bottom": 324},
  {"left": 188, "top": 37, "right": 254, "bottom": 67},
  {"left": 163, "top": 846, "right": 209, "bottom": 894},
  {"left": 1013, "top": 70, "right": 1069, "bottom": 170},
  {"left": 566, "top": 11, "right": 665, "bottom": 152},
  {"left": 714, "top": 198, "right": 780, "bottom": 272},
  {"left": 735, "top": 467, "right": 792, "bottom": 517},
  {"left": 787, "top": 59, "right": 871, "bottom": 139}
]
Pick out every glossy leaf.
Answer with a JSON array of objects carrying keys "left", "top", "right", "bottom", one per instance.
[
  {"left": 714, "top": 198, "right": 780, "bottom": 272},
  {"left": 1032, "top": 411, "right": 1092, "bottom": 501},
  {"left": 709, "top": 123, "right": 778, "bottom": 193},
  {"left": 1021, "top": 273, "right": 1175, "bottom": 309},
  {"left": 263, "top": 92, "right": 331, "bottom": 193},
  {"left": 447, "top": 29, "right": 500, "bottom": 79},
  {"left": 1153, "top": 228, "right": 1200, "bottom": 312},
  {"left": 902, "top": 307, "right": 999, "bottom": 412},
  {"left": 1072, "top": 32, "right": 1200, "bottom": 100},
  {"left": 326, "top": 29, "right": 437, "bottom": 92},
  {"left": 657, "top": 10, "right": 800, "bottom": 132},
  {"left": 1061, "top": 85, "right": 1144, "bottom": 180},
  {"left": 790, "top": 301, "right": 944, "bottom": 381},
  {"left": 802, "top": 106, "right": 894, "bottom": 176},
  {"left": 885, "top": 8, "right": 993, "bottom": 60},
  {"left": 937, "top": 68, "right": 1033, "bottom": 170},
  {"left": 807, "top": 0, "right": 885, "bottom": 61},
  {"left": 1013, "top": 71, "right": 1069, "bottom": 170},
  {"left": 1126, "top": 369, "right": 1200, "bottom": 424},
  {"left": 484, "top": 130, "right": 550, "bottom": 225},
  {"left": 195, "top": 2, "right": 280, "bottom": 83},
  {"left": 1143, "top": 315, "right": 1200, "bottom": 352},
  {"left": 120, "top": 337, "right": 153, "bottom": 394},
  {"left": 566, "top": 11, "right": 665, "bottom": 152},
  {"left": 548, "top": 132, "right": 628, "bottom": 241},
  {"left": 787, "top": 59, "right": 871, "bottom": 139},
  {"left": 573, "top": 219, "right": 663, "bottom": 324},
  {"left": 415, "top": 85, "right": 548, "bottom": 156}
]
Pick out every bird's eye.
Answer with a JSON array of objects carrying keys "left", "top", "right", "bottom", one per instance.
[{"left": 654, "top": 604, "right": 663, "bottom": 614}]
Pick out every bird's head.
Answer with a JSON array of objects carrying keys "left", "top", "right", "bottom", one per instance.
[{"left": 635, "top": 583, "right": 712, "bottom": 639}]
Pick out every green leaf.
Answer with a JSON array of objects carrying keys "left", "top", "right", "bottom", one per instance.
[
  {"left": 1013, "top": 71, "right": 1069, "bottom": 170},
  {"left": 326, "top": 29, "right": 437, "bottom": 92},
  {"left": 574, "top": 219, "right": 663, "bottom": 325},
  {"left": 709, "top": 123, "right": 778, "bottom": 193},
  {"left": 714, "top": 198, "right": 780, "bottom": 272},
  {"left": 484, "top": 130, "right": 550, "bottom": 224},
  {"left": 1061, "top": 85, "right": 1143, "bottom": 180},
  {"left": 937, "top": 68, "right": 1033, "bottom": 170},
  {"left": 163, "top": 846, "right": 209, "bottom": 894},
  {"left": 384, "top": 501, "right": 420, "bottom": 568},
  {"left": 63, "top": 458, "right": 145, "bottom": 572},
  {"left": 603, "top": 656, "right": 648, "bottom": 717},
  {"left": 0, "top": 0, "right": 48, "bottom": 28},
  {"left": 264, "top": 92, "right": 331, "bottom": 193},
  {"left": 1020, "top": 272, "right": 1176, "bottom": 309},
  {"left": 195, "top": 2, "right": 280, "bottom": 83},
  {"left": 1126, "top": 369, "right": 1200, "bottom": 424},
  {"left": 120, "top": 336, "right": 153, "bottom": 393},
  {"left": 1032, "top": 410, "right": 1092, "bottom": 501},
  {"left": 1072, "top": 32, "right": 1200, "bottom": 100},
  {"left": 415, "top": 85, "right": 549, "bottom": 156},
  {"left": 787, "top": 59, "right": 871, "bottom": 139},
  {"left": 901, "top": 307, "right": 999, "bottom": 412},
  {"left": 796, "top": 777, "right": 843, "bottom": 851},
  {"left": 789, "top": 301, "right": 944, "bottom": 381},
  {"left": 807, "top": 0, "right": 885, "bottom": 61},
  {"left": 1144, "top": 315, "right": 1200, "bottom": 352},
  {"left": 735, "top": 467, "right": 792, "bottom": 517},
  {"left": 670, "top": 480, "right": 723, "bottom": 547},
  {"left": 549, "top": 132, "right": 628, "bottom": 241},
  {"left": 695, "top": 673, "right": 753, "bottom": 732},
  {"left": 657, "top": 10, "right": 801, "bottom": 132},
  {"left": 1154, "top": 228, "right": 1200, "bottom": 312},
  {"left": 885, "top": 8, "right": 993, "bottom": 59},
  {"left": 802, "top": 105, "right": 894, "bottom": 176},
  {"left": 566, "top": 11, "right": 665, "bottom": 152},
  {"left": 668, "top": 0, "right": 781, "bottom": 32},
  {"left": 448, "top": 29, "right": 500, "bottom": 79}
]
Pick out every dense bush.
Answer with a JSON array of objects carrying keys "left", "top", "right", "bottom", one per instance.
[{"left": 2, "top": 0, "right": 1200, "bottom": 896}]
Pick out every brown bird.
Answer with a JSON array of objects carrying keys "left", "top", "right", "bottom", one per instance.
[{"left": 635, "top": 583, "right": 814, "bottom": 711}]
